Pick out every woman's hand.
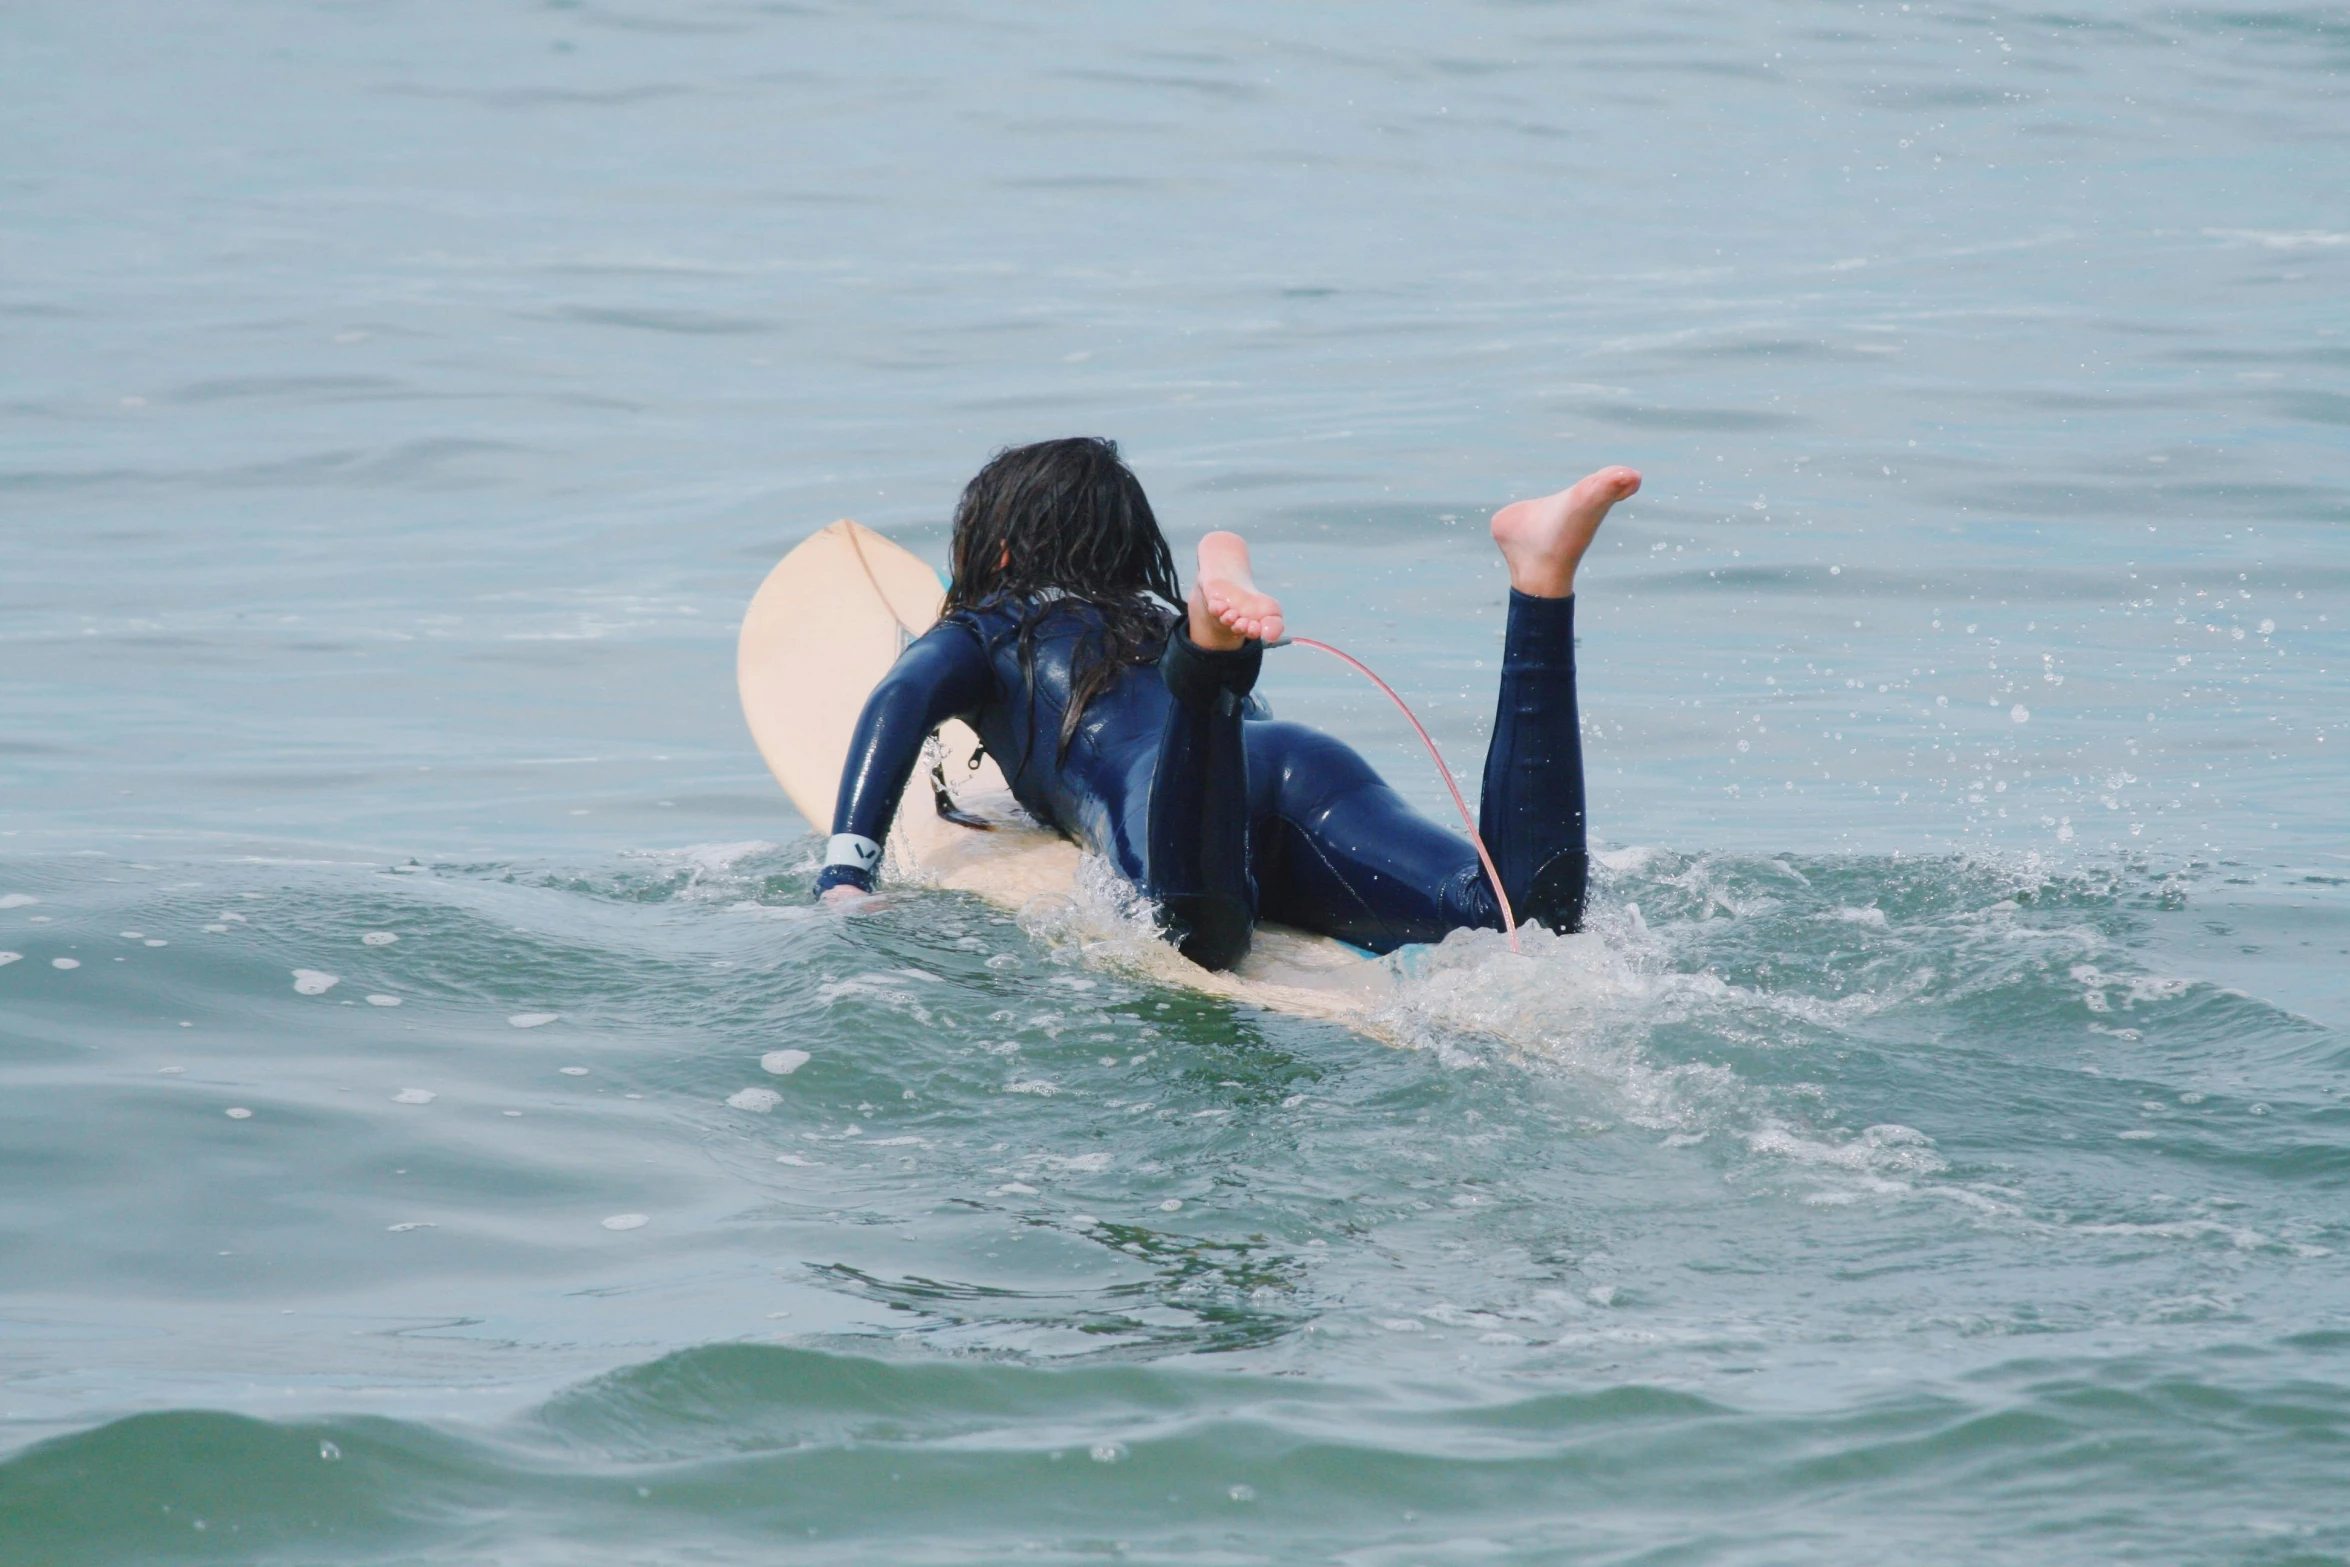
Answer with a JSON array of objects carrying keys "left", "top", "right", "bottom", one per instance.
[{"left": 820, "top": 883, "right": 876, "bottom": 910}]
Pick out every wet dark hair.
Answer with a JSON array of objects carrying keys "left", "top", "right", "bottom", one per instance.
[{"left": 943, "top": 437, "right": 1180, "bottom": 764}]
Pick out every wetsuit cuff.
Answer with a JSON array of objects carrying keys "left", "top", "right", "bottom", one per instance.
[
  {"left": 1160, "top": 624, "right": 1263, "bottom": 708},
  {"left": 816, "top": 832, "right": 883, "bottom": 896},
  {"left": 815, "top": 863, "right": 874, "bottom": 895},
  {"left": 1504, "top": 588, "right": 1576, "bottom": 665}
]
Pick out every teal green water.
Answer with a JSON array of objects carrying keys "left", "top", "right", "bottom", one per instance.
[{"left": 4, "top": 2, "right": 2347, "bottom": 1562}]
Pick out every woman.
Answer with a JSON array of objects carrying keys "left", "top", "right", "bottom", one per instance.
[{"left": 816, "top": 437, "right": 1638, "bottom": 970}]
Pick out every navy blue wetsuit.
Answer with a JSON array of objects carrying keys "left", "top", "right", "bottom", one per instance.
[{"left": 817, "top": 592, "right": 1589, "bottom": 970}]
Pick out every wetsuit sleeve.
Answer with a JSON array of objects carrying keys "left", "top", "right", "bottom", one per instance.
[{"left": 816, "top": 621, "right": 992, "bottom": 894}]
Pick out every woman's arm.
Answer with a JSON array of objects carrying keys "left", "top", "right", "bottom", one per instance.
[{"left": 815, "top": 621, "right": 993, "bottom": 897}]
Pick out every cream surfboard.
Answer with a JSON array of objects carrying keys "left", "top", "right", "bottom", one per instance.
[{"left": 738, "top": 520, "right": 1387, "bottom": 1021}]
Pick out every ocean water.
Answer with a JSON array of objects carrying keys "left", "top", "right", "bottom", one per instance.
[{"left": 4, "top": 0, "right": 2347, "bottom": 1561}]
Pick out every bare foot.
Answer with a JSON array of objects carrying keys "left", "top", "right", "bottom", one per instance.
[
  {"left": 1189, "top": 531, "right": 1285, "bottom": 649},
  {"left": 1489, "top": 465, "right": 1641, "bottom": 598}
]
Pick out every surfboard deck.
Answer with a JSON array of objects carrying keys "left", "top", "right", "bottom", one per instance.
[{"left": 738, "top": 520, "right": 1387, "bottom": 1022}]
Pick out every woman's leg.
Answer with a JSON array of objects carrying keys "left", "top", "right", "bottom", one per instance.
[
  {"left": 1480, "top": 465, "right": 1640, "bottom": 931},
  {"left": 1140, "top": 532, "right": 1286, "bottom": 972},
  {"left": 1149, "top": 625, "right": 1261, "bottom": 970},
  {"left": 1245, "top": 721, "right": 1490, "bottom": 952},
  {"left": 1245, "top": 465, "right": 1639, "bottom": 948},
  {"left": 1477, "top": 589, "right": 1588, "bottom": 931}
]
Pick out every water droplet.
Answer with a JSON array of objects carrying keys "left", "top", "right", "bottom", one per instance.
[{"left": 319, "top": 1440, "right": 342, "bottom": 1460}]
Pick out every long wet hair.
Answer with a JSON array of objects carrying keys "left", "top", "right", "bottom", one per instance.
[{"left": 942, "top": 437, "right": 1180, "bottom": 764}]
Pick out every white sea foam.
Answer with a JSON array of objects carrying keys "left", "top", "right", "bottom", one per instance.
[
  {"left": 761, "top": 1048, "right": 810, "bottom": 1075},
  {"left": 0, "top": 953, "right": 19, "bottom": 967},
  {"left": 726, "top": 1087, "right": 782, "bottom": 1113},
  {"left": 392, "top": 1088, "right": 435, "bottom": 1104},
  {"left": 366, "top": 994, "right": 401, "bottom": 1006},
  {"left": 509, "top": 1012, "right": 559, "bottom": 1028},
  {"left": 292, "top": 969, "right": 338, "bottom": 995},
  {"left": 2205, "top": 227, "right": 2350, "bottom": 250},
  {"left": 361, "top": 931, "right": 398, "bottom": 946},
  {"left": 601, "top": 1213, "right": 649, "bottom": 1231},
  {"left": 52, "top": 957, "right": 80, "bottom": 970},
  {"left": 0, "top": 894, "right": 38, "bottom": 909}
]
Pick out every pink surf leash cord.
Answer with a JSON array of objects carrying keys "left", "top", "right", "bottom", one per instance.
[{"left": 1267, "top": 636, "right": 1520, "bottom": 954}]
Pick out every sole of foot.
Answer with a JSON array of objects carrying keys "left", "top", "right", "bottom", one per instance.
[
  {"left": 1191, "top": 531, "right": 1285, "bottom": 648},
  {"left": 1490, "top": 466, "right": 1642, "bottom": 598}
]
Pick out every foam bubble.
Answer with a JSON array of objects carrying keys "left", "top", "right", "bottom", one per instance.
[
  {"left": 392, "top": 1088, "right": 436, "bottom": 1104},
  {"left": 775, "top": 1153, "right": 814, "bottom": 1166},
  {"left": 0, "top": 894, "right": 37, "bottom": 909},
  {"left": 1159, "top": 1198, "right": 1183, "bottom": 1212},
  {"left": 991, "top": 1182, "right": 1039, "bottom": 1195},
  {"left": 1005, "top": 1080, "right": 1061, "bottom": 1096},
  {"left": 292, "top": 969, "right": 339, "bottom": 995},
  {"left": 361, "top": 932, "right": 399, "bottom": 946},
  {"left": 120, "top": 931, "right": 143, "bottom": 939},
  {"left": 726, "top": 1087, "right": 782, "bottom": 1113},
  {"left": 144, "top": 939, "right": 167, "bottom": 948},
  {"left": 224, "top": 1107, "right": 252, "bottom": 1119},
  {"left": 386, "top": 1222, "right": 434, "bottom": 1233},
  {"left": 0, "top": 953, "right": 19, "bottom": 967},
  {"left": 52, "top": 957, "right": 80, "bottom": 970},
  {"left": 560, "top": 1066, "right": 590, "bottom": 1076},
  {"left": 601, "top": 1213, "right": 649, "bottom": 1231},
  {"left": 761, "top": 1048, "right": 811, "bottom": 1075},
  {"left": 365, "top": 994, "right": 402, "bottom": 1007},
  {"left": 508, "top": 1012, "right": 559, "bottom": 1029}
]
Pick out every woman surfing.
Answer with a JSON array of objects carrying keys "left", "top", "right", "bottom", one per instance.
[{"left": 816, "top": 437, "right": 1638, "bottom": 971}]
